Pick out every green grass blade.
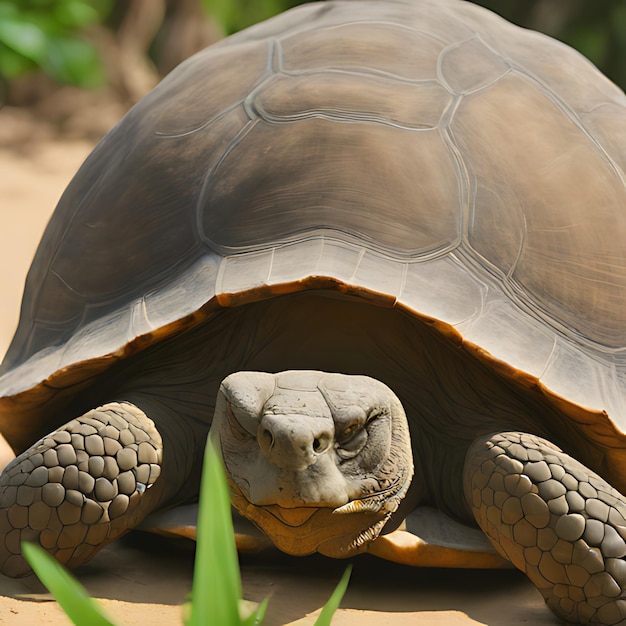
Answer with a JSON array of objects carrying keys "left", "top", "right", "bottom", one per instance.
[
  {"left": 186, "top": 438, "right": 243, "bottom": 626},
  {"left": 242, "top": 597, "right": 269, "bottom": 626},
  {"left": 313, "top": 564, "right": 352, "bottom": 626},
  {"left": 21, "top": 542, "right": 117, "bottom": 626}
]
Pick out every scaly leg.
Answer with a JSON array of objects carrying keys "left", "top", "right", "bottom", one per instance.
[
  {"left": 464, "top": 431, "right": 626, "bottom": 625},
  {"left": 0, "top": 402, "right": 164, "bottom": 577}
]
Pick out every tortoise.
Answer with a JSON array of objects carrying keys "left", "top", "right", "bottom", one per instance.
[{"left": 1, "top": 0, "right": 626, "bottom": 623}]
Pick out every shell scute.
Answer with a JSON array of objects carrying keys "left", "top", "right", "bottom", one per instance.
[{"left": 0, "top": 0, "right": 624, "bottom": 462}]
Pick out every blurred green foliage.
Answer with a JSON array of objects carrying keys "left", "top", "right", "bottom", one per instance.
[
  {"left": 0, "top": 0, "right": 111, "bottom": 87},
  {"left": 0, "top": 1, "right": 624, "bottom": 91},
  {"left": 201, "top": 0, "right": 302, "bottom": 36}
]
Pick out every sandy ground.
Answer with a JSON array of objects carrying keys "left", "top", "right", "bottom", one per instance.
[{"left": 0, "top": 118, "right": 563, "bottom": 625}]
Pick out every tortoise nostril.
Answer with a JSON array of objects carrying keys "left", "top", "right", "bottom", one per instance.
[
  {"left": 313, "top": 436, "right": 330, "bottom": 454},
  {"left": 262, "top": 428, "right": 274, "bottom": 449},
  {"left": 258, "top": 414, "right": 332, "bottom": 466}
]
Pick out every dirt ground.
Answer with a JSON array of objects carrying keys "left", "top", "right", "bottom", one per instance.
[{"left": 0, "top": 109, "right": 562, "bottom": 625}]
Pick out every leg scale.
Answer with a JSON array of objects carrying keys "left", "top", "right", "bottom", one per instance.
[
  {"left": 0, "top": 402, "right": 163, "bottom": 576},
  {"left": 464, "top": 431, "right": 626, "bottom": 625}
]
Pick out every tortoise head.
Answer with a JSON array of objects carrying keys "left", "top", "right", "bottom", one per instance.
[{"left": 210, "top": 370, "right": 413, "bottom": 558}]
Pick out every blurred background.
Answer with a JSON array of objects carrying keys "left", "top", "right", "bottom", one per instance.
[{"left": 0, "top": 0, "right": 625, "bottom": 142}]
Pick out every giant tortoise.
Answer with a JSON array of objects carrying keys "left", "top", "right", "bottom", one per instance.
[{"left": 1, "top": 0, "right": 626, "bottom": 623}]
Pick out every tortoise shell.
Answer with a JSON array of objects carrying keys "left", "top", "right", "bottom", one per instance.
[{"left": 1, "top": 0, "right": 625, "bottom": 488}]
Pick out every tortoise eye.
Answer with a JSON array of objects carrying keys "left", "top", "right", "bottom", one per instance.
[
  {"left": 342, "top": 422, "right": 358, "bottom": 440},
  {"left": 337, "top": 427, "right": 367, "bottom": 460},
  {"left": 336, "top": 418, "right": 369, "bottom": 460},
  {"left": 334, "top": 406, "right": 371, "bottom": 459}
]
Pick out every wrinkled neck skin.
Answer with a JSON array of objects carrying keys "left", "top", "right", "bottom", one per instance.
[{"left": 89, "top": 290, "right": 561, "bottom": 536}]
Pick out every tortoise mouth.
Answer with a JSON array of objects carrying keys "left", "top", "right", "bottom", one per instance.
[
  {"left": 257, "top": 503, "right": 318, "bottom": 527},
  {"left": 227, "top": 475, "right": 392, "bottom": 557}
]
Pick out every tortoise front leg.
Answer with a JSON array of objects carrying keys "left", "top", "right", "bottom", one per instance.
[
  {"left": 0, "top": 402, "right": 164, "bottom": 577},
  {"left": 464, "top": 431, "right": 626, "bottom": 625}
]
